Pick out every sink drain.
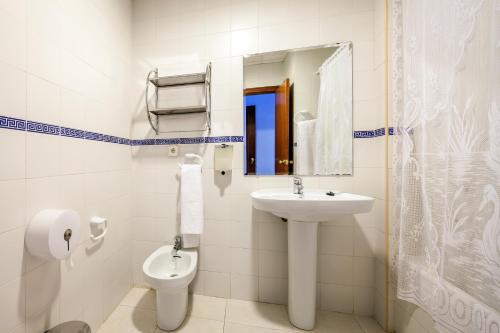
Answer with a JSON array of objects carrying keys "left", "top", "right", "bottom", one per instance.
[{"left": 169, "top": 273, "right": 178, "bottom": 277}]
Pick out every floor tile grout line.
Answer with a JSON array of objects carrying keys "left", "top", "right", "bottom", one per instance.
[
  {"left": 223, "top": 298, "right": 229, "bottom": 333},
  {"left": 355, "top": 317, "right": 367, "bottom": 333}
]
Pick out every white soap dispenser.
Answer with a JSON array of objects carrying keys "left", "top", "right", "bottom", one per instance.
[{"left": 214, "top": 144, "right": 233, "bottom": 175}]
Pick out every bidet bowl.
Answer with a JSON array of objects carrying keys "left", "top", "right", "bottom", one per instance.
[
  {"left": 143, "top": 245, "right": 198, "bottom": 331},
  {"left": 143, "top": 245, "right": 198, "bottom": 291}
]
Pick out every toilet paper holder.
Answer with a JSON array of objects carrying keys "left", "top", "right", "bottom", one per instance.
[{"left": 90, "top": 216, "right": 108, "bottom": 241}]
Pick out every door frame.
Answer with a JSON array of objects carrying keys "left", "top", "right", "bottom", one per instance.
[
  {"left": 244, "top": 82, "right": 292, "bottom": 175},
  {"left": 244, "top": 86, "right": 279, "bottom": 96},
  {"left": 245, "top": 105, "right": 256, "bottom": 175},
  {"left": 273, "top": 79, "right": 290, "bottom": 175}
]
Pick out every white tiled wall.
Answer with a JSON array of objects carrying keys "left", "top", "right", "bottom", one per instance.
[
  {"left": 0, "top": 1, "right": 133, "bottom": 332},
  {"left": 0, "top": 0, "right": 441, "bottom": 331},
  {"left": 371, "top": 0, "right": 389, "bottom": 329},
  {"left": 130, "top": 0, "right": 386, "bottom": 319},
  {"left": 0, "top": 0, "right": 400, "bottom": 332}
]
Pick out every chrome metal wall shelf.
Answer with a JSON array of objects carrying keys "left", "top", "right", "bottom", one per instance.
[
  {"left": 149, "top": 106, "right": 207, "bottom": 116},
  {"left": 149, "top": 73, "right": 206, "bottom": 87},
  {"left": 145, "top": 63, "right": 211, "bottom": 134}
]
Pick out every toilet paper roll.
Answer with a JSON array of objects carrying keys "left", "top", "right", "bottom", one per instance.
[{"left": 25, "top": 209, "right": 81, "bottom": 260}]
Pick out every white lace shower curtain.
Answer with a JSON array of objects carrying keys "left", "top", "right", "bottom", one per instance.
[
  {"left": 314, "top": 44, "right": 353, "bottom": 175},
  {"left": 392, "top": 0, "right": 500, "bottom": 332}
]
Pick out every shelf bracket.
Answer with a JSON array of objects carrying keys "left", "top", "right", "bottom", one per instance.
[
  {"left": 205, "top": 62, "right": 212, "bottom": 132},
  {"left": 145, "top": 68, "right": 159, "bottom": 134}
]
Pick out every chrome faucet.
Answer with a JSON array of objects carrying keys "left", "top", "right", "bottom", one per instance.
[
  {"left": 293, "top": 176, "right": 304, "bottom": 196},
  {"left": 173, "top": 235, "right": 182, "bottom": 252}
]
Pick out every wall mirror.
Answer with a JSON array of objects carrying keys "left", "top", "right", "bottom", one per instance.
[{"left": 243, "top": 43, "right": 353, "bottom": 176}]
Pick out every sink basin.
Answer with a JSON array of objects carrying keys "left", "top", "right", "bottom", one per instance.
[
  {"left": 250, "top": 188, "right": 374, "bottom": 330},
  {"left": 251, "top": 188, "right": 374, "bottom": 222}
]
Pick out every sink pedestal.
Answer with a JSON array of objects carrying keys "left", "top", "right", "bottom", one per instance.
[{"left": 288, "top": 220, "right": 318, "bottom": 330}]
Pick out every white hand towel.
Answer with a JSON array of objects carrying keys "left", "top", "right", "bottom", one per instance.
[
  {"left": 296, "top": 119, "right": 316, "bottom": 175},
  {"left": 181, "top": 164, "right": 204, "bottom": 235}
]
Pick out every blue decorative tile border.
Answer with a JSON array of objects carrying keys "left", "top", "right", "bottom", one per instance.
[
  {"left": 0, "top": 115, "right": 130, "bottom": 145},
  {"left": 353, "top": 128, "right": 392, "bottom": 138},
  {"left": 0, "top": 115, "right": 393, "bottom": 146},
  {"left": 0, "top": 116, "right": 26, "bottom": 131},
  {"left": 61, "top": 126, "right": 85, "bottom": 139},
  {"left": 27, "top": 120, "right": 60, "bottom": 135},
  {"left": 131, "top": 136, "right": 243, "bottom": 146}
]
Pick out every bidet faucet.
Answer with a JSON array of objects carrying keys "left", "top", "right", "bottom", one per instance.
[
  {"left": 173, "top": 235, "right": 182, "bottom": 252},
  {"left": 293, "top": 176, "right": 304, "bottom": 196}
]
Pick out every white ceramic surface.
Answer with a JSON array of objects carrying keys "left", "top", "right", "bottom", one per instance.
[
  {"left": 143, "top": 245, "right": 198, "bottom": 331},
  {"left": 251, "top": 188, "right": 374, "bottom": 222},
  {"left": 250, "top": 188, "right": 375, "bottom": 330},
  {"left": 288, "top": 219, "right": 318, "bottom": 329}
]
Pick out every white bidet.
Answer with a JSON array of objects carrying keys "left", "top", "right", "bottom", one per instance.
[{"left": 143, "top": 245, "right": 198, "bottom": 331}]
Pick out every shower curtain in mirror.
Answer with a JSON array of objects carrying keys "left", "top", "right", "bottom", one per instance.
[
  {"left": 392, "top": 0, "right": 500, "bottom": 332},
  {"left": 314, "top": 44, "right": 352, "bottom": 175}
]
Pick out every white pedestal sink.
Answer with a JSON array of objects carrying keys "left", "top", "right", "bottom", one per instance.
[{"left": 251, "top": 189, "right": 374, "bottom": 330}]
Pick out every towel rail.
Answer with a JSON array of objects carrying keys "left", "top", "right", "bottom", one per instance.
[
  {"left": 184, "top": 153, "right": 203, "bottom": 165},
  {"left": 178, "top": 154, "right": 204, "bottom": 170},
  {"left": 294, "top": 110, "right": 315, "bottom": 123}
]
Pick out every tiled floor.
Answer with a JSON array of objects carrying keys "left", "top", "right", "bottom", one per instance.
[{"left": 97, "top": 288, "right": 386, "bottom": 333}]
